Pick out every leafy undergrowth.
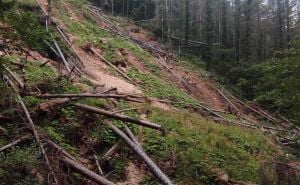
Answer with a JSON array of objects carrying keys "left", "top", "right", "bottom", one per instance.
[{"left": 142, "top": 106, "right": 280, "bottom": 184}]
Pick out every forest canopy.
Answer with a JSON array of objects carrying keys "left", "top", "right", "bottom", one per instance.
[{"left": 95, "top": 0, "right": 300, "bottom": 124}]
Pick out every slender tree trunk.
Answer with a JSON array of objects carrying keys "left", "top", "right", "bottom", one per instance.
[
  {"left": 111, "top": 0, "right": 114, "bottom": 15},
  {"left": 203, "top": 0, "right": 213, "bottom": 67},
  {"left": 47, "top": 0, "right": 51, "bottom": 25},
  {"left": 257, "top": 2, "right": 263, "bottom": 60},
  {"left": 221, "top": 0, "right": 228, "bottom": 47},
  {"left": 162, "top": 0, "right": 165, "bottom": 42},
  {"left": 123, "top": 0, "right": 125, "bottom": 15},
  {"left": 285, "top": 0, "right": 291, "bottom": 49},
  {"left": 126, "top": 0, "right": 129, "bottom": 17},
  {"left": 185, "top": 0, "right": 190, "bottom": 46},
  {"left": 244, "top": 0, "right": 253, "bottom": 62},
  {"left": 166, "top": 0, "right": 171, "bottom": 47},
  {"left": 277, "top": 0, "right": 284, "bottom": 49}
]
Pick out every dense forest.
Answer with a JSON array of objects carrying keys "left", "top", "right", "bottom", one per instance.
[
  {"left": 95, "top": 0, "right": 300, "bottom": 124},
  {"left": 0, "top": 0, "right": 299, "bottom": 185}
]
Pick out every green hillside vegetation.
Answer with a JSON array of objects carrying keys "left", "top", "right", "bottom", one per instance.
[{"left": 0, "top": 0, "right": 298, "bottom": 185}]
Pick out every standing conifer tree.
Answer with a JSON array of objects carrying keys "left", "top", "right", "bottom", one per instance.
[{"left": 203, "top": 0, "right": 213, "bottom": 67}]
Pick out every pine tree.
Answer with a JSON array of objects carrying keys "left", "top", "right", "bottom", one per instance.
[
  {"left": 221, "top": 0, "right": 228, "bottom": 47},
  {"left": 276, "top": 0, "right": 285, "bottom": 49},
  {"left": 203, "top": 0, "right": 213, "bottom": 67},
  {"left": 234, "top": 0, "right": 242, "bottom": 62},
  {"left": 244, "top": 0, "right": 253, "bottom": 62},
  {"left": 185, "top": 0, "right": 190, "bottom": 46}
]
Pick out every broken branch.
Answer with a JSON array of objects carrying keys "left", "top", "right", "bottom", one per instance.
[
  {"left": 124, "top": 126, "right": 142, "bottom": 149},
  {"left": 102, "top": 140, "right": 121, "bottom": 161},
  {"left": 94, "top": 154, "right": 104, "bottom": 176},
  {"left": 61, "top": 156, "right": 116, "bottom": 185},
  {"left": 0, "top": 135, "right": 32, "bottom": 152},
  {"left": 106, "top": 121, "right": 173, "bottom": 185},
  {"left": 86, "top": 46, "right": 133, "bottom": 82},
  {"left": 37, "top": 93, "right": 132, "bottom": 99},
  {"left": 3, "top": 66, "right": 24, "bottom": 89}
]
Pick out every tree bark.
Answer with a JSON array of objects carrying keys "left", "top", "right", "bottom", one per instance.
[
  {"left": 47, "top": 0, "right": 52, "bottom": 25},
  {"left": 106, "top": 122, "right": 173, "bottom": 185},
  {"left": 74, "top": 103, "right": 163, "bottom": 131},
  {"left": 37, "top": 93, "right": 137, "bottom": 99},
  {"left": 86, "top": 46, "right": 133, "bottom": 82},
  {"left": 4, "top": 75, "right": 59, "bottom": 185},
  {"left": 102, "top": 140, "right": 122, "bottom": 161},
  {"left": 0, "top": 135, "right": 32, "bottom": 152},
  {"left": 124, "top": 125, "right": 142, "bottom": 149},
  {"left": 3, "top": 66, "right": 24, "bottom": 89},
  {"left": 61, "top": 156, "right": 116, "bottom": 185},
  {"left": 46, "top": 140, "right": 78, "bottom": 162}
]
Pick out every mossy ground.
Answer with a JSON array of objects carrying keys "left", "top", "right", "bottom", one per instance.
[{"left": 142, "top": 107, "right": 279, "bottom": 184}]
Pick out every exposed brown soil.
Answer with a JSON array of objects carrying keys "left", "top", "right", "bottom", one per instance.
[
  {"left": 39, "top": 0, "right": 227, "bottom": 112},
  {"left": 75, "top": 46, "right": 141, "bottom": 94},
  {"left": 37, "top": 0, "right": 141, "bottom": 95},
  {"left": 125, "top": 24, "right": 229, "bottom": 111},
  {"left": 117, "top": 162, "right": 146, "bottom": 185},
  {"left": 170, "top": 63, "right": 228, "bottom": 111}
]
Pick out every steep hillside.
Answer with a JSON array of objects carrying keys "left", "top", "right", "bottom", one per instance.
[{"left": 0, "top": 0, "right": 299, "bottom": 185}]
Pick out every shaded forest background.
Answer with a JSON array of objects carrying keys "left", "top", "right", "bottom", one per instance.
[{"left": 93, "top": 0, "right": 300, "bottom": 124}]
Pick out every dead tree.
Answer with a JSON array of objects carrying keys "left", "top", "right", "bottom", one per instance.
[
  {"left": 0, "top": 135, "right": 32, "bottom": 152},
  {"left": 61, "top": 156, "right": 116, "bottom": 185},
  {"left": 74, "top": 103, "right": 163, "bottom": 131},
  {"left": 3, "top": 75, "right": 59, "bottom": 185},
  {"left": 106, "top": 121, "right": 173, "bottom": 185},
  {"left": 47, "top": 0, "right": 52, "bottom": 25}
]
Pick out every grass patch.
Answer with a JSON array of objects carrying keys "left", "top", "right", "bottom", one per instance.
[
  {"left": 24, "top": 60, "right": 57, "bottom": 85},
  {"left": 3, "top": 10, "right": 53, "bottom": 56},
  {"left": 142, "top": 107, "right": 280, "bottom": 184},
  {"left": 77, "top": 98, "right": 106, "bottom": 108},
  {"left": 55, "top": 3, "right": 160, "bottom": 75},
  {"left": 127, "top": 69, "right": 195, "bottom": 105}
]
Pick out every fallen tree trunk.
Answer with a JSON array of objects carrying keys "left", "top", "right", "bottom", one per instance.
[
  {"left": 227, "top": 92, "right": 280, "bottom": 124},
  {"left": 94, "top": 154, "right": 104, "bottom": 175},
  {"left": 106, "top": 122, "right": 173, "bottom": 185},
  {"left": 102, "top": 140, "right": 121, "bottom": 161},
  {"left": 37, "top": 93, "right": 137, "bottom": 99},
  {"left": 55, "top": 26, "right": 84, "bottom": 66},
  {"left": 124, "top": 126, "right": 142, "bottom": 149},
  {"left": 86, "top": 46, "right": 133, "bottom": 83},
  {"left": 3, "top": 74, "right": 59, "bottom": 185},
  {"left": 61, "top": 156, "right": 116, "bottom": 185},
  {"left": 40, "top": 60, "right": 51, "bottom": 67},
  {"left": 74, "top": 103, "right": 163, "bottom": 131},
  {"left": 0, "top": 135, "right": 32, "bottom": 152},
  {"left": 46, "top": 140, "right": 78, "bottom": 162},
  {"left": 10, "top": 61, "right": 25, "bottom": 68},
  {"left": 214, "top": 88, "right": 257, "bottom": 124},
  {"left": 53, "top": 40, "right": 72, "bottom": 73},
  {"left": 156, "top": 56, "right": 193, "bottom": 92},
  {"left": 3, "top": 66, "right": 24, "bottom": 89},
  {"left": 37, "top": 98, "right": 72, "bottom": 112},
  {"left": 112, "top": 108, "right": 138, "bottom": 114},
  {"left": 0, "top": 115, "right": 12, "bottom": 122}
]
